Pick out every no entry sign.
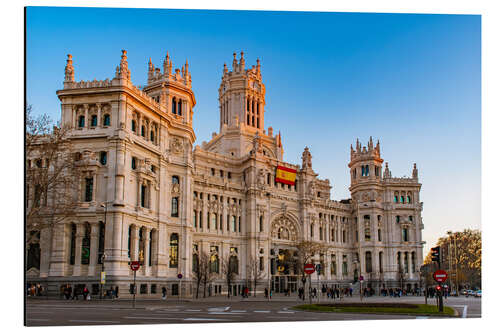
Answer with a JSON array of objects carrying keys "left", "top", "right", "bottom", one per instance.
[
  {"left": 304, "top": 263, "right": 315, "bottom": 274},
  {"left": 433, "top": 270, "right": 448, "bottom": 283},
  {"left": 130, "top": 261, "right": 141, "bottom": 271}
]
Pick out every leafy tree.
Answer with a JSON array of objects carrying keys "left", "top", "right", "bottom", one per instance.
[{"left": 424, "top": 229, "right": 481, "bottom": 288}]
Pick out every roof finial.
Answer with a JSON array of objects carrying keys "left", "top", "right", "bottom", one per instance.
[{"left": 64, "top": 54, "right": 75, "bottom": 83}]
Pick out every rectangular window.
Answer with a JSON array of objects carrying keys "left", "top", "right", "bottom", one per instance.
[
  {"left": 378, "top": 229, "right": 382, "bottom": 241},
  {"left": 193, "top": 211, "right": 197, "bottom": 228},
  {"left": 140, "top": 185, "right": 147, "bottom": 207},
  {"left": 99, "top": 151, "right": 107, "bottom": 165},
  {"left": 259, "top": 216, "right": 263, "bottom": 232},
  {"left": 91, "top": 115, "right": 98, "bottom": 127},
  {"left": 171, "top": 197, "right": 179, "bottom": 217},
  {"left": 131, "top": 157, "right": 136, "bottom": 170},
  {"left": 342, "top": 255, "right": 348, "bottom": 276},
  {"left": 84, "top": 177, "right": 93, "bottom": 202}
]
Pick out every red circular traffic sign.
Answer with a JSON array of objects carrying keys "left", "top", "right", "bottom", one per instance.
[
  {"left": 130, "top": 261, "right": 141, "bottom": 271},
  {"left": 304, "top": 263, "right": 315, "bottom": 275},
  {"left": 433, "top": 270, "right": 448, "bottom": 283}
]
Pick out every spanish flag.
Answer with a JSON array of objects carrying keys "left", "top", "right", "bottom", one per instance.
[{"left": 276, "top": 165, "right": 297, "bottom": 185}]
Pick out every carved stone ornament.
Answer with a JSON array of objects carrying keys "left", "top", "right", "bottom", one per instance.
[
  {"left": 271, "top": 215, "right": 298, "bottom": 241},
  {"left": 361, "top": 192, "right": 370, "bottom": 202},
  {"left": 171, "top": 183, "right": 180, "bottom": 195},
  {"left": 170, "top": 137, "right": 183, "bottom": 154}
]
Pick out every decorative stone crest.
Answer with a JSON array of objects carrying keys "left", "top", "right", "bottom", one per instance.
[
  {"left": 170, "top": 137, "right": 183, "bottom": 154},
  {"left": 271, "top": 215, "right": 298, "bottom": 241}
]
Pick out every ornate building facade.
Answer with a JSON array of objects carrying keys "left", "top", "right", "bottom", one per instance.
[{"left": 26, "top": 50, "right": 424, "bottom": 298}]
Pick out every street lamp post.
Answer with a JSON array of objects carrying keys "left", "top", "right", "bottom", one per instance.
[{"left": 100, "top": 202, "right": 108, "bottom": 299}]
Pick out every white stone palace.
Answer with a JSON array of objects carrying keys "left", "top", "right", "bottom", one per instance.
[{"left": 26, "top": 50, "right": 424, "bottom": 298}]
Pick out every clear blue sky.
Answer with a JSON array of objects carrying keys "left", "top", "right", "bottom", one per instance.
[{"left": 26, "top": 7, "right": 481, "bottom": 253}]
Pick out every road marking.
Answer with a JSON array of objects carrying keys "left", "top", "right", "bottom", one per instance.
[
  {"left": 184, "top": 318, "right": 231, "bottom": 321},
  {"left": 208, "top": 312, "right": 242, "bottom": 315},
  {"left": 462, "top": 305, "right": 468, "bottom": 318},
  {"left": 123, "top": 316, "right": 179, "bottom": 320},
  {"left": 254, "top": 310, "right": 271, "bottom": 313},
  {"left": 416, "top": 316, "right": 429, "bottom": 319},
  {"left": 231, "top": 310, "right": 247, "bottom": 313},
  {"left": 277, "top": 311, "right": 295, "bottom": 314},
  {"left": 208, "top": 307, "right": 228, "bottom": 312},
  {"left": 27, "top": 318, "right": 51, "bottom": 321},
  {"left": 186, "top": 309, "right": 201, "bottom": 312},
  {"left": 68, "top": 320, "right": 121, "bottom": 324}
]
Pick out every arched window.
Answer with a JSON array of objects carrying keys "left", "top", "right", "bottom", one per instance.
[
  {"left": 131, "top": 157, "right": 137, "bottom": 170},
  {"left": 400, "top": 196, "right": 405, "bottom": 204},
  {"left": 365, "top": 251, "right": 372, "bottom": 273},
  {"left": 331, "top": 255, "right": 337, "bottom": 276},
  {"left": 141, "top": 125, "right": 145, "bottom": 137},
  {"left": 78, "top": 115, "right": 85, "bottom": 128},
  {"left": 172, "top": 97, "right": 177, "bottom": 114},
  {"left": 407, "top": 195, "right": 412, "bottom": 203},
  {"left": 140, "top": 184, "right": 147, "bottom": 208},
  {"left": 150, "top": 130, "right": 155, "bottom": 142},
  {"left": 192, "top": 252, "right": 199, "bottom": 272},
  {"left": 91, "top": 115, "right": 98, "bottom": 127},
  {"left": 172, "top": 176, "right": 179, "bottom": 184},
  {"left": 171, "top": 197, "right": 179, "bottom": 217},
  {"left": 396, "top": 215, "right": 400, "bottom": 223},
  {"left": 211, "top": 213, "right": 217, "bottom": 230},
  {"left": 404, "top": 252, "right": 409, "bottom": 273},
  {"left": 27, "top": 242, "right": 40, "bottom": 270},
  {"left": 178, "top": 99, "right": 182, "bottom": 116},
  {"left": 411, "top": 252, "right": 416, "bottom": 273},
  {"left": 84, "top": 177, "right": 93, "bottom": 202},
  {"left": 103, "top": 114, "right": 110, "bottom": 126},
  {"left": 319, "top": 227, "right": 323, "bottom": 240},
  {"left": 193, "top": 211, "right": 197, "bottom": 228},
  {"left": 131, "top": 119, "right": 136, "bottom": 132},
  {"left": 169, "top": 234, "right": 179, "bottom": 268},
  {"left": 394, "top": 192, "right": 399, "bottom": 203},
  {"left": 310, "top": 224, "right": 314, "bottom": 238}
]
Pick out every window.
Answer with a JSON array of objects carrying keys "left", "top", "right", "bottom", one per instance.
[
  {"left": 400, "top": 196, "right": 404, "bottom": 203},
  {"left": 365, "top": 165, "right": 369, "bottom": 176},
  {"left": 331, "top": 255, "right": 337, "bottom": 276},
  {"left": 259, "top": 257, "right": 264, "bottom": 271},
  {"left": 81, "top": 223, "right": 91, "bottom": 265},
  {"left": 78, "top": 115, "right": 85, "bottom": 128},
  {"left": 172, "top": 176, "right": 179, "bottom": 184},
  {"left": 69, "top": 224, "right": 76, "bottom": 265},
  {"left": 211, "top": 168, "right": 215, "bottom": 176},
  {"left": 99, "top": 151, "right": 107, "bottom": 165},
  {"left": 131, "top": 120, "right": 136, "bottom": 132},
  {"left": 151, "top": 165, "right": 156, "bottom": 173},
  {"left": 229, "top": 255, "right": 239, "bottom": 274},
  {"left": 169, "top": 234, "right": 179, "bottom": 268},
  {"left": 141, "top": 126, "right": 145, "bottom": 137},
  {"left": 172, "top": 97, "right": 177, "bottom": 114},
  {"left": 211, "top": 213, "right": 217, "bottom": 230},
  {"left": 231, "top": 216, "right": 236, "bottom": 232},
  {"left": 140, "top": 185, "right": 147, "bottom": 208},
  {"left": 396, "top": 215, "right": 400, "bottom": 223},
  {"left": 394, "top": 195, "right": 398, "bottom": 203},
  {"left": 407, "top": 195, "right": 412, "bottom": 203},
  {"left": 378, "top": 228, "right": 382, "bottom": 241},
  {"left": 97, "top": 222, "right": 105, "bottom": 264},
  {"left": 150, "top": 130, "right": 155, "bottom": 142},
  {"left": 91, "top": 115, "right": 98, "bottom": 127},
  {"left": 210, "top": 246, "right": 219, "bottom": 273},
  {"left": 220, "top": 170, "right": 224, "bottom": 178},
  {"left": 131, "top": 157, "right": 137, "bottom": 170},
  {"left": 342, "top": 255, "right": 348, "bottom": 276},
  {"left": 365, "top": 251, "right": 372, "bottom": 273},
  {"left": 238, "top": 217, "right": 241, "bottom": 232},
  {"left": 103, "top": 114, "right": 110, "bottom": 126},
  {"left": 171, "top": 197, "right": 179, "bottom": 217},
  {"left": 402, "top": 228, "right": 409, "bottom": 242},
  {"left": 379, "top": 252, "right": 383, "bottom": 273},
  {"left": 319, "top": 227, "right": 323, "bottom": 240},
  {"left": 259, "top": 216, "right": 263, "bottom": 232},
  {"left": 84, "top": 177, "right": 93, "bottom": 202},
  {"left": 310, "top": 224, "right": 314, "bottom": 238},
  {"left": 192, "top": 252, "right": 199, "bottom": 272},
  {"left": 404, "top": 252, "right": 409, "bottom": 273},
  {"left": 193, "top": 211, "right": 197, "bottom": 228},
  {"left": 178, "top": 99, "right": 182, "bottom": 116},
  {"left": 228, "top": 172, "right": 232, "bottom": 179},
  {"left": 411, "top": 252, "right": 416, "bottom": 273}
]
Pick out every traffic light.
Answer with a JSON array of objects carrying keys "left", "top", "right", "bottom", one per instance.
[
  {"left": 436, "top": 285, "right": 442, "bottom": 292},
  {"left": 431, "top": 246, "right": 441, "bottom": 262}
]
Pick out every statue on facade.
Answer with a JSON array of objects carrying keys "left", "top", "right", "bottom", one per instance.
[{"left": 302, "top": 147, "right": 312, "bottom": 169}]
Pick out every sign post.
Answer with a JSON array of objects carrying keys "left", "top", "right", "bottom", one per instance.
[
  {"left": 178, "top": 273, "right": 183, "bottom": 301},
  {"left": 359, "top": 275, "right": 364, "bottom": 301},
  {"left": 130, "top": 261, "right": 141, "bottom": 308},
  {"left": 433, "top": 269, "right": 447, "bottom": 313},
  {"left": 304, "top": 264, "right": 315, "bottom": 304},
  {"left": 316, "top": 264, "right": 321, "bottom": 303}
]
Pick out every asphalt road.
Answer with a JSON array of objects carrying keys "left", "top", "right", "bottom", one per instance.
[{"left": 25, "top": 296, "right": 481, "bottom": 326}]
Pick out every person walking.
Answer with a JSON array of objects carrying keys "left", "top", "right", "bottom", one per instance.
[
  {"left": 264, "top": 288, "right": 268, "bottom": 298},
  {"left": 162, "top": 287, "right": 167, "bottom": 300},
  {"left": 83, "top": 285, "right": 89, "bottom": 300}
]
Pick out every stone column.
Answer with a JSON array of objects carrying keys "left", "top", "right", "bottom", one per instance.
[
  {"left": 88, "top": 223, "right": 100, "bottom": 276},
  {"left": 131, "top": 225, "right": 139, "bottom": 261},
  {"left": 84, "top": 104, "right": 89, "bottom": 128},
  {"left": 144, "top": 227, "right": 151, "bottom": 276},
  {"left": 73, "top": 223, "right": 85, "bottom": 276},
  {"left": 96, "top": 103, "right": 102, "bottom": 127}
]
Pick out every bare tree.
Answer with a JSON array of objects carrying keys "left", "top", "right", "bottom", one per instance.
[
  {"left": 222, "top": 255, "right": 238, "bottom": 298},
  {"left": 26, "top": 105, "right": 81, "bottom": 231},
  {"left": 247, "top": 255, "right": 265, "bottom": 297},
  {"left": 294, "top": 240, "right": 327, "bottom": 293},
  {"left": 192, "top": 251, "right": 211, "bottom": 299}
]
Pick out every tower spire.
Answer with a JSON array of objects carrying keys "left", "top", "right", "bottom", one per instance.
[{"left": 64, "top": 54, "right": 75, "bottom": 83}]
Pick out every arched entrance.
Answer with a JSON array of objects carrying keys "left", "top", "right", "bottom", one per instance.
[{"left": 270, "top": 213, "right": 301, "bottom": 294}]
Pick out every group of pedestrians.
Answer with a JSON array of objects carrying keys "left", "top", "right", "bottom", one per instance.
[
  {"left": 62, "top": 284, "right": 90, "bottom": 300},
  {"left": 27, "top": 283, "right": 44, "bottom": 297}
]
